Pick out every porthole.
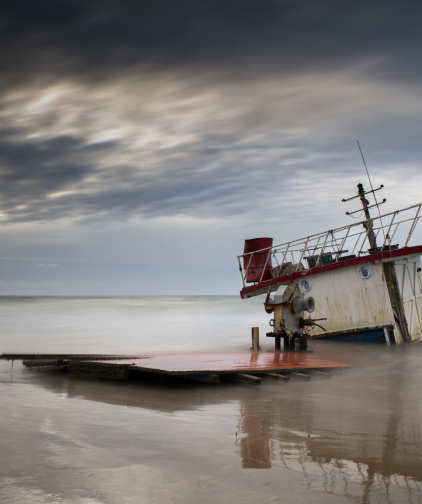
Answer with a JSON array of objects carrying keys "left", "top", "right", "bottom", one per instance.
[
  {"left": 300, "top": 280, "right": 312, "bottom": 292},
  {"left": 359, "top": 266, "right": 371, "bottom": 279}
]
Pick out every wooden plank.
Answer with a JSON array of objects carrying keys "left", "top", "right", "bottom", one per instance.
[
  {"left": 313, "top": 370, "right": 332, "bottom": 377},
  {"left": 69, "top": 362, "right": 129, "bottom": 380},
  {"left": 181, "top": 374, "right": 221, "bottom": 384},
  {"left": 1, "top": 353, "right": 145, "bottom": 361},
  {"left": 235, "top": 374, "right": 262, "bottom": 385},
  {"left": 292, "top": 372, "right": 311, "bottom": 379},
  {"left": 250, "top": 327, "right": 261, "bottom": 351},
  {"left": 266, "top": 372, "right": 290, "bottom": 380},
  {"left": 22, "top": 359, "right": 65, "bottom": 368}
]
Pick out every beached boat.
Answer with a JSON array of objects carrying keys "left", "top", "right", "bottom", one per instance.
[{"left": 238, "top": 183, "right": 422, "bottom": 345}]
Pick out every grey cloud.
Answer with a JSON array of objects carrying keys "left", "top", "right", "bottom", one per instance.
[
  {"left": 2, "top": 0, "right": 422, "bottom": 87},
  {"left": 1, "top": 0, "right": 422, "bottom": 228},
  {"left": 0, "top": 72, "right": 419, "bottom": 226},
  {"left": 0, "top": 134, "right": 93, "bottom": 194},
  {"left": 0, "top": 119, "right": 298, "bottom": 223}
]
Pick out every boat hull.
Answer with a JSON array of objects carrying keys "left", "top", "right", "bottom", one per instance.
[{"left": 312, "top": 328, "right": 389, "bottom": 344}]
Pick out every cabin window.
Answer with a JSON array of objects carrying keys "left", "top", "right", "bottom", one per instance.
[
  {"left": 300, "top": 280, "right": 312, "bottom": 292},
  {"left": 359, "top": 266, "right": 371, "bottom": 279}
]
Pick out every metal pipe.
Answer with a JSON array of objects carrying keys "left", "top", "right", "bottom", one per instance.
[
  {"left": 238, "top": 201, "right": 422, "bottom": 287},
  {"left": 297, "top": 236, "right": 310, "bottom": 270},
  {"left": 389, "top": 222, "right": 400, "bottom": 243},
  {"left": 238, "top": 256, "right": 246, "bottom": 288},
  {"left": 405, "top": 205, "right": 422, "bottom": 247},
  {"left": 382, "top": 212, "right": 397, "bottom": 248},
  {"left": 259, "top": 249, "right": 272, "bottom": 283},
  {"left": 244, "top": 251, "right": 253, "bottom": 283},
  {"left": 315, "top": 231, "right": 331, "bottom": 267},
  {"left": 337, "top": 226, "right": 351, "bottom": 259}
]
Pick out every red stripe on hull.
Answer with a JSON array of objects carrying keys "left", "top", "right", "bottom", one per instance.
[{"left": 240, "top": 245, "right": 422, "bottom": 298}]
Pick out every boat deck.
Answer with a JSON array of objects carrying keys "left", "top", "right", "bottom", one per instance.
[{"left": 240, "top": 245, "right": 422, "bottom": 298}]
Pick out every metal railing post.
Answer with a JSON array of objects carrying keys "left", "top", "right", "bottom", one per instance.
[
  {"left": 244, "top": 251, "right": 253, "bottom": 284},
  {"left": 337, "top": 226, "right": 351, "bottom": 260},
  {"left": 315, "top": 231, "right": 331, "bottom": 267},
  {"left": 259, "top": 247, "right": 272, "bottom": 283},
  {"left": 297, "top": 236, "right": 310, "bottom": 271},
  {"left": 382, "top": 212, "right": 397, "bottom": 248},
  {"left": 405, "top": 205, "right": 422, "bottom": 247},
  {"left": 238, "top": 256, "right": 246, "bottom": 288}
]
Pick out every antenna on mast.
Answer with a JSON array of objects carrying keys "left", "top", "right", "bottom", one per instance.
[
  {"left": 341, "top": 142, "right": 387, "bottom": 249},
  {"left": 357, "top": 141, "right": 387, "bottom": 242},
  {"left": 342, "top": 183, "right": 383, "bottom": 249}
]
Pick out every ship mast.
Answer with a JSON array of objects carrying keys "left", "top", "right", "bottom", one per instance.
[
  {"left": 343, "top": 183, "right": 385, "bottom": 250},
  {"left": 344, "top": 183, "right": 410, "bottom": 342},
  {"left": 357, "top": 182, "right": 377, "bottom": 249}
]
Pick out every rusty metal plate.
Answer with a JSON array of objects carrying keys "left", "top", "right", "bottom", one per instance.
[{"left": 95, "top": 351, "right": 352, "bottom": 375}]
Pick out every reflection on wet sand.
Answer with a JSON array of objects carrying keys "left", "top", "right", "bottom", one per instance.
[
  {"left": 2, "top": 344, "right": 422, "bottom": 503},
  {"left": 237, "top": 346, "right": 422, "bottom": 502}
]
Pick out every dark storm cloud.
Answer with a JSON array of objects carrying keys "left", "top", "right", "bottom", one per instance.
[
  {"left": 1, "top": 0, "right": 422, "bottom": 226},
  {"left": 2, "top": 0, "right": 422, "bottom": 83},
  {"left": 0, "top": 71, "right": 420, "bottom": 225},
  {"left": 0, "top": 130, "right": 275, "bottom": 223},
  {"left": 0, "top": 131, "right": 110, "bottom": 197}
]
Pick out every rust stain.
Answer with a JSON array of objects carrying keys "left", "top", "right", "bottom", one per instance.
[{"left": 95, "top": 352, "right": 352, "bottom": 375}]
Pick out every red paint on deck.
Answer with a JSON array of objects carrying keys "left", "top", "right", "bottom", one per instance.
[{"left": 96, "top": 351, "right": 352, "bottom": 375}]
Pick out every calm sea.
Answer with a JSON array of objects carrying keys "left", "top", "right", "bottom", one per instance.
[
  {"left": 1, "top": 296, "right": 422, "bottom": 504},
  {"left": 0, "top": 295, "right": 269, "bottom": 354}
]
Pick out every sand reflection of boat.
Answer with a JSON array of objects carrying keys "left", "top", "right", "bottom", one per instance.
[
  {"left": 237, "top": 354, "right": 422, "bottom": 503},
  {"left": 238, "top": 183, "right": 422, "bottom": 344}
]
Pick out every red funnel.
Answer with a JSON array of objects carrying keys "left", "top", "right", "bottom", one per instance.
[{"left": 243, "top": 237, "right": 273, "bottom": 283}]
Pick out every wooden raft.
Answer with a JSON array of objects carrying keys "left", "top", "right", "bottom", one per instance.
[{"left": 1, "top": 352, "right": 351, "bottom": 384}]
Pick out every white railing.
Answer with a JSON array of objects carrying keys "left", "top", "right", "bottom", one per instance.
[{"left": 237, "top": 202, "right": 422, "bottom": 289}]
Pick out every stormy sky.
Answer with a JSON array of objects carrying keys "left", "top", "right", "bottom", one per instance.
[{"left": 1, "top": 0, "right": 422, "bottom": 295}]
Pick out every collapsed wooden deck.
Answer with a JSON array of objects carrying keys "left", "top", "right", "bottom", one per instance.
[{"left": 1, "top": 351, "right": 352, "bottom": 384}]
